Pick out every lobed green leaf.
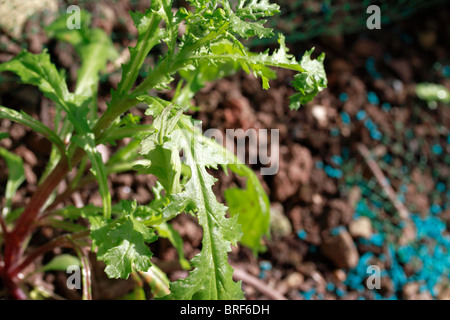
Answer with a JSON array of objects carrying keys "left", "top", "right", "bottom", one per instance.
[{"left": 88, "top": 212, "right": 157, "bottom": 279}]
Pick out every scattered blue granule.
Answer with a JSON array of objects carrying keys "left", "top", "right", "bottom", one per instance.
[
  {"left": 335, "top": 288, "right": 346, "bottom": 297},
  {"left": 367, "top": 91, "right": 380, "bottom": 105},
  {"left": 373, "top": 200, "right": 383, "bottom": 209},
  {"left": 430, "top": 204, "right": 442, "bottom": 215},
  {"left": 301, "top": 288, "right": 316, "bottom": 300},
  {"left": 315, "top": 161, "right": 324, "bottom": 169},
  {"left": 383, "top": 153, "right": 393, "bottom": 164},
  {"left": 345, "top": 252, "right": 374, "bottom": 290},
  {"left": 258, "top": 261, "right": 271, "bottom": 279},
  {"left": 401, "top": 165, "right": 408, "bottom": 174},
  {"left": 442, "top": 65, "right": 450, "bottom": 78},
  {"left": 404, "top": 215, "right": 450, "bottom": 298},
  {"left": 447, "top": 134, "right": 450, "bottom": 145},
  {"left": 370, "top": 129, "right": 382, "bottom": 140},
  {"left": 381, "top": 102, "right": 391, "bottom": 112},
  {"left": 412, "top": 214, "right": 446, "bottom": 240},
  {"left": 324, "top": 165, "right": 343, "bottom": 179},
  {"left": 436, "top": 182, "right": 446, "bottom": 192},
  {"left": 259, "top": 261, "right": 272, "bottom": 271},
  {"left": 339, "top": 92, "right": 349, "bottom": 102},
  {"left": 309, "top": 245, "right": 317, "bottom": 253},
  {"left": 331, "top": 226, "right": 346, "bottom": 236},
  {"left": 355, "top": 200, "right": 375, "bottom": 219},
  {"left": 326, "top": 282, "right": 335, "bottom": 292},
  {"left": 341, "top": 112, "right": 351, "bottom": 125},
  {"left": 357, "top": 296, "right": 365, "bottom": 300},
  {"left": 419, "top": 284, "right": 428, "bottom": 293},
  {"left": 359, "top": 233, "right": 384, "bottom": 247},
  {"left": 387, "top": 245, "right": 408, "bottom": 290},
  {"left": 342, "top": 147, "right": 350, "bottom": 159},
  {"left": 330, "top": 127, "right": 340, "bottom": 136},
  {"left": 398, "top": 245, "right": 415, "bottom": 264},
  {"left": 331, "top": 155, "right": 343, "bottom": 166},
  {"left": 297, "top": 229, "right": 307, "bottom": 240},
  {"left": 364, "top": 118, "right": 376, "bottom": 131},
  {"left": 366, "top": 57, "right": 382, "bottom": 79},
  {"left": 400, "top": 184, "right": 408, "bottom": 194},
  {"left": 370, "top": 234, "right": 384, "bottom": 246},
  {"left": 356, "top": 110, "right": 367, "bottom": 121},
  {"left": 432, "top": 144, "right": 443, "bottom": 155}
]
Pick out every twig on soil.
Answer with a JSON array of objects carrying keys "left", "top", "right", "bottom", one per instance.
[
  {"left": 356, "top": 143, "right": 410, "bottom": 221},
  {"left": 232, "top": 266, "right": 288, "bottom": 300}
]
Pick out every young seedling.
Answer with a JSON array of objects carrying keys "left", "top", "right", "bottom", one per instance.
[{"left": 0, "top": 0, "right": 326, "bottom": 299}]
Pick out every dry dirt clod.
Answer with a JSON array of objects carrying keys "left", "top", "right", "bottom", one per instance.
[{"left": 320, "top": 229, "right": 359, "bottom": 269}]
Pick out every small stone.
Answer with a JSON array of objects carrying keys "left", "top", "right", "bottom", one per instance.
[
  {"left": 437, "top": 285, "right": 450, "bottom": 300},
  {"left": 270, "top": 203, "right": 292, "bottom": 237},
  {"left": 312, "top": 193, "right": 323, "bottom": 205},
  {"left": 311, "top": 105, "right": 328, "bottom": 127},
  {"left": 0, "top": 0, "right": 57, "bottom": 39},
  {"left": 286, "top": 273, "right": 304, "bottom": 289},
  {"left": 349, "top": 217, "right": 373, "bottom": 239},
  {"left": 402, "top": 282, "right": 419, "bottom": 300},
  {"left": 320, "top": 230, "right": 359, "bottom": 268},
  {"left": 333, "top": 269, "right": 347, "bottom": 282},
  {"left": 399, "top": 221, "right": 417, "bottom": 246}
]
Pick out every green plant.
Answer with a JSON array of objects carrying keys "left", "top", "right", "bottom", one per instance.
[{"left": 0, "top": 0, "right": 326, "bottom": 300}]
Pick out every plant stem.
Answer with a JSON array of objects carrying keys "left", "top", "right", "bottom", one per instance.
[
  {"left": 72, "top": 242, "right": 92, "bottom": 300},
  {"left": 0, "top": 214, "right": 8, "bottom": 238},
  {"left": 4, "top": 157, "right": 70, "bottom": 269},
  {"left": 8, "top": 230, "right": 90, "bottom": 279}
]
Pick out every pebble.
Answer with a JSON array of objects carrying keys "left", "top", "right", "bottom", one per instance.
[
  {"left": 320, "top": 229, "right": 359, "bottom": 268},
  {"left": 349, "top": 217, "right": 373, "bottom": 239},
  {"left": 311, "top": 105, "right": 328, "bottom": 127},
  {"left": 333, "top": 269, "right": 347, "bottom": 282},
  {"left": 270, "top": 203, "right": 292, "bottom": 238},
  {"left": 286, "top": 272, "right": 304, "bottom": 288}
]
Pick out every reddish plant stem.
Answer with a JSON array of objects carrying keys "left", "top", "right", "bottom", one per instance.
[
  {"left": 0, "top": 214, "right": 8, "bottom": 237},
  {"left": 44, "top": 174, "right": 94, "bottom": 214},
  {"left": 1, "top": 97, "right": 136, "bottom": 298},
  {"left": 3, "top": 157, "right": 70, "bottom": 270},
  {"left": 8, "top": 230, "right": 90, "bottom": 279}
]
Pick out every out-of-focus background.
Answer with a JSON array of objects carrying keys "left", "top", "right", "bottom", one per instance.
[{"left": 0, "top": 0, "right": 449, "bottom": 300}]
